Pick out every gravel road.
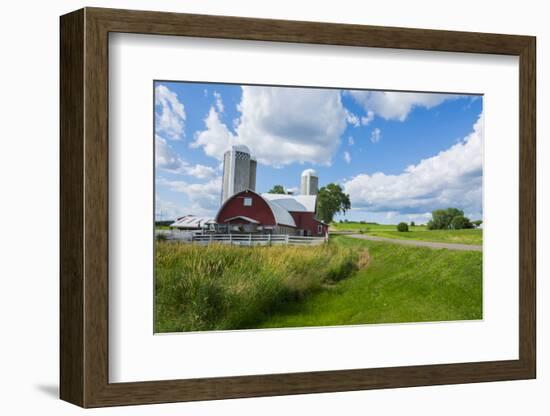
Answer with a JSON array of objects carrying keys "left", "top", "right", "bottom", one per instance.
[{"left": 346, "top": 234, "right": 482, "bottom": 252}]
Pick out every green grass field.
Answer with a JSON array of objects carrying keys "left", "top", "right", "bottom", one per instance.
[
  {"left": 155, "top": 241, "right": 367, "bottom": 332},
  {"left": 155, "top": 225, "right": 172, "bottom": 230},
  {"left": 155, "top": 235, "right": 482, "bottom": 332},
  {"left": 330, "top": 222, "right": 482, "bottom": 245},
  {"left": 331, "top": 222, "right": 424, "bottom": 232},
  {"left": 258, "top": 236, "right": 482, "bottom": 328}
]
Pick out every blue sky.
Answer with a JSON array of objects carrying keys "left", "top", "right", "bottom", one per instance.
[{"left": 155, "top": 81, "right": 483, "bottom": 224}]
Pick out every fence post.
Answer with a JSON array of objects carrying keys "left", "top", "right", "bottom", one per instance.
[
  {"left": 268, "top": 233, "right": 271, "bottom": 246},
  {"left": 229, "top": 233, "right": 232, "bottom": 245},
  {"left": 249, "top": 234, "right": 252, "bottom": 245},
  {"left": 209, "top": 234, "right": 212, "bottom": 244},
  {"left": 285, "top": 234, "right": 289, "bottom": 245}
]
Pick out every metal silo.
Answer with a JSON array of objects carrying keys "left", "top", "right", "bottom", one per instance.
[{"left": 300, "top": 169, "right": 319, "bottom": 195}]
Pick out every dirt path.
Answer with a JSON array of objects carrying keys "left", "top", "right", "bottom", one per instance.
[{"left": 346, "top": 233, "right": 482, "bottom": 252}]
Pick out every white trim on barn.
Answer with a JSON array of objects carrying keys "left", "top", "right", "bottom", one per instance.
[{"left": 224, "top": 215, "right": 260, "bottom": 224}]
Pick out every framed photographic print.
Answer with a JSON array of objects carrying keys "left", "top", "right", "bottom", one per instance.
[{"left": 60, "top": 7, "right": 536, "bottom": 408}]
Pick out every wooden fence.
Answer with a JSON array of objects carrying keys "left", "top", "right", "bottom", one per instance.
[
  {"left": 156, "top": 230, "right": 327, "bottom": 246},
  {"left": 192, "top": 233, "right": 327, "bottom": 246}
]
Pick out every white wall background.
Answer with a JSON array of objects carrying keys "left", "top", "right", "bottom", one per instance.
[{"left": 0, "top": 0, "right": 546, "bottom": 414}]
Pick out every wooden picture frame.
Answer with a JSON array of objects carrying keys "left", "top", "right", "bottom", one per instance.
[{"left": 60, "top": 7, "right": 536, "bottom": 408}]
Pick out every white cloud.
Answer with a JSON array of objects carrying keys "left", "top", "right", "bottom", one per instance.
[
  {"left": 191, "top": 107, "right": 236, "bottom": 160},
  {"left": 192, "top": 86, "right": 348, "bottom": 166},
  {"left": 345, "top": 109, "right": 360, "bottom": 127},
  {"left": 157, "top": 176, "right": 222, "bottom": 214},
  {"left": 155, "top": 85, "right": 186, "bottom": 140},
  {"left": 183, "top": 164, "right": 217, "bottom": 179},
  {"left": 370, "top": 128, "right": 381, "bottom": 143},
  {"left": 235, "top": 86, "right": 348, "bottom": 166},
  {"left": 156, "top": 135, "right": 216, "bottom": 179},
  {"left": 348, "top": 136, "right": 354, "bottom": 146},
  {"left": 156, "top": 197, "right": 217, "bottom": 219},
  {"left": 343, "top": 151, "right": 351, "bottom": 164},
  {"left": 349, "top": 91, "right": 457, "bottom": 122},
  {"left": 156, "top": 135, "right": 184, "bottom": 172},
  {"left": 213, "top": 91, "right": 224, "bottom": 113},
  {"left": 344, "top": 113, "right": 483, "bottom": 216},
  {"left": 361, "top": 110, "right": 374, "bottom": 126}
]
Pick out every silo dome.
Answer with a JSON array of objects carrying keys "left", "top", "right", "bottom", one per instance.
[
  {"left": 301, "top": 168, "right": 318, "bottom": 177},
  {"left": 232, "top": 144, "right": 251, "bottom": 154},
  {"left": 300, "top": 169, "right": 319, "bottom": 195}
]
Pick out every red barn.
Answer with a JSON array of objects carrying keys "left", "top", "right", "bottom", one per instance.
[{"left": 215, "top": 189, "right": 328, "bottom": 236}]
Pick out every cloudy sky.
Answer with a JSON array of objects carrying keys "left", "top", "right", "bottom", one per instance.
[{"left": 155, "top": 81, "right": 483, "bottom": 224}]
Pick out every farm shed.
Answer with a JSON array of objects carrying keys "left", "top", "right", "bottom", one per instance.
[{"left": 170, "top": 215, "right": 216, "bottom": 231}]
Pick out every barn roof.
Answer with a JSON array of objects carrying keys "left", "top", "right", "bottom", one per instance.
[
  {"left": 264, "top": 199, "right": 296, "bottom": 227},
  {"left": 170, "top": 215, "right": 215, "bottom": 228},
  {"left": 261, "top": 193, "right": 317, "bottom": 213}
]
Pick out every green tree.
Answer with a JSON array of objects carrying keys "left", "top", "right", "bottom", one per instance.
[
  {"left": 267, "top": 185, "right": 286, "bottom": 194},
  {"left": 472, "top": 220, "right": 483, "bottom": 228},
  {"left": 428, "top": 208, "right": 465, "bottom": 230},
  {"left": 410, "top": 221, "right": 415, "bottom": 227},
  {"left": 397, "top": 222, "right": 409, "bottom": 232},
  {"left": 450, "top": 215, "right": 472, "bottom": 230},
  {"left": 316, "top": 183, "right": 351, "bottom": 223}
]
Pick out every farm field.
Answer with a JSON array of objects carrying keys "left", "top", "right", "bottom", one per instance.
[
  {"left": 259, "top": 236, "right": 482, "bottom": 329},
  {"left": 330, "top": 222, "right": 482, "bottom": 245},
  {"left": 155, "top": 235, "right": 482, "bottom": 332}
]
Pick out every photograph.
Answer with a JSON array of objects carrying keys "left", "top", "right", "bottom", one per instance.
[{"left": 154, "top": 81, "right": 484, "bottom": 333}]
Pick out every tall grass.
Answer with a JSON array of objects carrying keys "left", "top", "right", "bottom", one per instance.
[{"left": 155, "top": 241, "right": 367, "bottom": 332}]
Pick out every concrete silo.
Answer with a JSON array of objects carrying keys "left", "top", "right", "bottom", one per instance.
[
  {"left": 249, "top": 156, "right": 257, "bottom": 192},
  {"left": 221, "top": 145, "right": 257, "bottom": 203},
  {"left": 301, "top": 169, "right": 319, "bottom": 196}
]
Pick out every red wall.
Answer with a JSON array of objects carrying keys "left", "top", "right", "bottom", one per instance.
[
  {"left": 216, "top": 190, "right": 276, "bottom": 225},
  {"left": 290, "top": 212, "right": 327, "bottom": 236}
]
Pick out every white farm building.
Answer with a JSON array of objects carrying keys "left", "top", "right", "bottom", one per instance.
[{"left": 170, "top": 215, "right": 216, "bottom": 231}]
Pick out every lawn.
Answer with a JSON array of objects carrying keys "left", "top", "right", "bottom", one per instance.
[
  {"left": 258, "top": 235, "right": 482, "bottom": 329},
  {"left": 330, "top": 222, "right": 482, "bottom": 245}
]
